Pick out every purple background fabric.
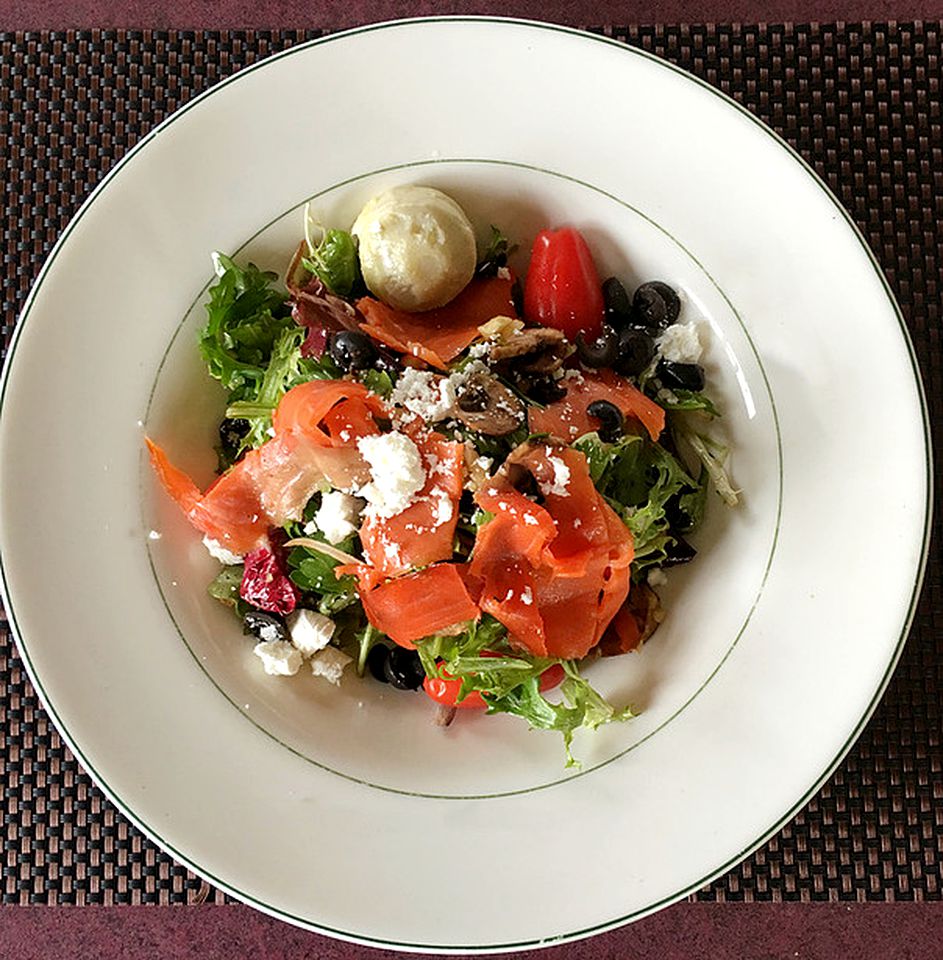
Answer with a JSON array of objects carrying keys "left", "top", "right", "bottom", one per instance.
[
  {"left": 0, "top": 903, "right": 941, "bottom": 959},
  {"left": 2, "top": 0, "right": 943, "bottom": 28}
]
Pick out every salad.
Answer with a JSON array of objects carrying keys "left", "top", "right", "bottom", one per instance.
[{"left": 147, "top": 185, "right": 737, "bottom": 764}]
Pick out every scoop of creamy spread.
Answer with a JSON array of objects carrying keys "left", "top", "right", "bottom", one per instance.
[{"left": 351, "top": 186, "right": 476, "bottom": 312}]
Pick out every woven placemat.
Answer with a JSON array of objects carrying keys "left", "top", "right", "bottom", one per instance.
[{"left": 1, "top": 23, "right": 940, "bottom": 906}]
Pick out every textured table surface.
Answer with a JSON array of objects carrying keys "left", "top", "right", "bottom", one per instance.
[{"left": 0, "top": 17, "right": 941, "bottom": 957}]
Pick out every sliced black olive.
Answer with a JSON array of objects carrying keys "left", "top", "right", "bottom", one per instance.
[
  {"left": 242, "top": 610, "right": 288, "bottom": 643},
  {"left": 510, "top": 277, "right": 525, "bottom": 317},
  {"left": 576, "top": 331, "right": 619, "bottom": 368},
  {"left": 218, "top": 417, "right": 250, "bottom": 461},
  {"left": 366, "top": 644, "right": 391, "bottom": 683},
  {"left": 663, "top": 535, "right": 697, "bottom": 566},
  {"left": 602, "top": 277, "right": 633, "bottom": 325},
  {"left": 587, "top": 399, "right": 625, "bottom": 442},
  {"left": 455, "top": 380, "right": 490, "bottom": 412},
  {"left": 328, "top": 330, "right": 378, "bottom": 372},
  {"left": 383, "top": 647, "right": 425, "bottom": 691},
  {"left": 614, "top": 328, "right": 656, "bottom": 376},
  {"left": 524, "top": 375, "right": 567, "bottom": 405},
  {"left": 657, "top": 360, "right": 706, "bottom": 391},
  {"left": 632, "top": 281, "right": 681, "bottom": 331},
  {"left": 665, "top": 494, "right": 696, "bottom": 533}
]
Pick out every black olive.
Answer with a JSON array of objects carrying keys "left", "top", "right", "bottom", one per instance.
[
  {"left": 374, "top": 344, "right": 403, "bottom": 377},
  {"left": 328, "top": 330, "right": 378, "bottom": 372},
  {"left": 366, "top": 644, "right": 390, "bottom": 683},
  {"left": 218, "top": 417, "right": 250, "bottom": 460},
  {"left": 525, "top": 376, "right": 567, "bottom": 405},
  {"left": 614, "top": 328, "right": 656, "bottom": 376},
  {"left": 602, "top": 277, "right": 633, "bottom": 325},
  {"left": 456, "top": 381, "right": 490, "bottom": 412},
  {"left": 587, "top": 399, "right": 625, "bottom": 442},
  {"left": 632, "top": 281, "right": 681, "bottom": 331},
  {"left": 657, "top": 360, "right": 706, "bottom": 391},
  {"left": 242, "top": 610, "right": 288, "bottom": 643},
  {"left": 383, "top": 647, "right": 425, "bottom": 691},
  {"left": 665, "top": 495, "right": 696, "bottom": 533},
  {"left": 510, "top": 278, "right": 524, "bottom": 316},
  {"left": 663, "top": 536, "right": 697, "bottom": 566},
  {"left": 576, "top": 330, "right": 619, "bottom": 368}
]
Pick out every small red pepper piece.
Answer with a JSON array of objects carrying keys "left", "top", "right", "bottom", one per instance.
[
  {"left": 523, "top": 227, "right": 605, "bottom": 340},
  {"left": 422, "top": 661, "right": 566, "bottom": 710}
]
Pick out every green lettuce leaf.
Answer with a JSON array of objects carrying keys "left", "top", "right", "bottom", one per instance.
[
  {"left": 199, "top": 253, "right": 294, "bottom": 398},
  {"left": 415, "top": 616, "right": 632, "bottom": 766}
]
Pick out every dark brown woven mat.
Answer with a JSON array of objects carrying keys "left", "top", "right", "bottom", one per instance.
[{"left": 1, "top": 23, "right": 941, "bottom": 906}]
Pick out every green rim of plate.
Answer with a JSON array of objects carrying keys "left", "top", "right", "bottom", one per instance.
[{"left": 0, "top": 17, "right": 932, "bottom": 952}]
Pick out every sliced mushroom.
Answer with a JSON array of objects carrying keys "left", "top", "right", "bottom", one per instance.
[
  {"left": 489, "top": 327, "right": 570, "bottom": 374},
  {"left": 450, "top": 369, "right": 525, "bottom": 436}
]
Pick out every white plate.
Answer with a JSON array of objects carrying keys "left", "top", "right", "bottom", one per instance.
[{"left": 0, "top": 18, "right": 930, "bottom": 952}]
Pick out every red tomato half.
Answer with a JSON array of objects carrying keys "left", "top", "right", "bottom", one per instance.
[{"left": 523, "top": 227, "right": 604, "bottom": 339}]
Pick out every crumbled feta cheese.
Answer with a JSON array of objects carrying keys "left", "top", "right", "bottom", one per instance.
[
  {"left": 647, "top": 568, "right": 668, "bottom": 587},
  {"left": 496, "top": 266, "right": 511, "bottom": 281},
  {"left": 390, "top": 368, "right": 456, "bottom": 420},
  {"left": 253, "top": 641, "right": 302, "bottom": 676},
  {"left": 356, "top": 432, "right": 427, "bottom": 519},
  {"left": 657, "top": 322, "right": 702, "bottom": 364},
  {"left": 202, "top": 535, "right": 244, "bottom": 566},
  {"left": 148, "top": 530, "right": 162, "bottom": 541},
  {"left": 302, "top": 520, "right": 318, "bottom": 536},
  {"left": 467, "top": 341, "right": 492, "bottom": 359},
  {"left": 286, "top": 609, "right": 335, "bottom": 657},
  {"left": 538, "top": 453, "right": 571, "bottom": 497},
  {"left": 255, "top": 621, "right": 281, "bottom": 644},
  {"left": 430, "top": 489, "right": 454, "bottom": 527},
  {"left": 309, "top": 646, "right": 352, "bottom": 686},
  {"left": 523, "top": 513, "right": 539, "bottom": 526},
  {"left": 266, "top": 426, "right": 276, "bottom": 438},
  {"left": 520, "top": 587, "right": 534, "bottom": 606},
  {"left": 313, "top": 491, "right": 363, "bottom": 545},
  {"left": 560, "top": 368, "right": 585, "bottom": 384},
  {"left": 475, "top": 456, "right": 493, "bottom": 473}
]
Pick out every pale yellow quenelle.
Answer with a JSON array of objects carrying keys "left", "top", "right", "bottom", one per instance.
[{"left": 351, "top": 185, "right": 477, "bottom": 312}]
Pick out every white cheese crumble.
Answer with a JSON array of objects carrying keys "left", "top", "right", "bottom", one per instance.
[
  {"left": 253, "top": 641, "right": 302, "bottom": 677},
  {"left": 647, "top": 568, "right": 668, "bottom": 587},
  {"left": 356, "top": 432, "right": 426, "bottom": 519},
  {"left": 148, "top": 530, "right": 162, "bottom": 541},
  {"left": 390, "top": 367, "right": 456, "bottom": 421},
  {"left": 467, "top": 341, "right": 492, "bottom": 359},
  {"left": 256, "top": 621, "right": 283, "bottom": 644},
  {"left": 475, "top": 456, "right": 493, "bottom": 473},
  {"left": 496, "top": 266, "right": 511, "bottom": 281},
  {"left": 313, "top": 491, "right": 363, "bottom": 545},
  {"left": 202, "top": 535, "right": 243, "bottom": 566},
  {"left": 430, "top": 488, "right": 454, "bottom": 527},
  {"left": 656, "top": 321, "right": 703, "bottom": 364},
  {"left": 539, "top": 454, "right": 571, "bottom": 498},
  {"left": 310, "top": 646, "right": 352, "bottom": 686},
  {"left": 520, "top": 587, "right": 534, "bottom": 606},
  {"left": 286, "top": 609, "right": 335, "bottom": 657}
]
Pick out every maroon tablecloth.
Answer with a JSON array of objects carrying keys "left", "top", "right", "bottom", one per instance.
[{"left": 1, "top": 9, "right": 941, "bottom": 959}]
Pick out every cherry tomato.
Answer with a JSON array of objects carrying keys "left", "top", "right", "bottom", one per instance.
[
  {"left": 422, "top": 661, "right": 566, "bottom": 710},
  {"left": 523, "top": 227, "right": 605, "bottom": 340}
]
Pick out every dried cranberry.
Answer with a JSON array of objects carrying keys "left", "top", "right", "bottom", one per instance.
[{"left": 240, "top": 545, "right": 298, "bottom": 615}]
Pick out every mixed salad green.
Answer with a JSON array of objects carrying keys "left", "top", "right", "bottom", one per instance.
[{"left": 148, "top": 186, "right": 737, "bottom": 764}]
